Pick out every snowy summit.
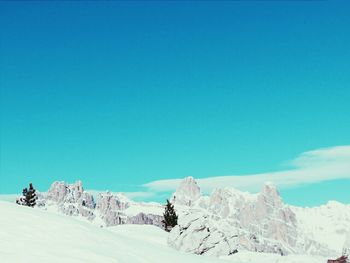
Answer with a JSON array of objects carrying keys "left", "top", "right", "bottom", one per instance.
[{"left": 1, "top": 177, "right": 349, "bottom": 263}]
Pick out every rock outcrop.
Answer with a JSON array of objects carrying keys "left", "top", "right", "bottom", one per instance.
[
  {"left": 168, "top": 210, "right": 238, "bottom": 256},
  {"left": 168, "top": 177, "right": 337, "bottom": 257},
  {"left": 46, "top": 181, "right": 95, "bottom": 221},
  {"left": 96, "top": 192, "right": 129, "bottom": 226},
  {"left": 127, "top": 212, "right": 164, "bottom": 227},
  {"left": 41, "top": 181, "right": 164, "bottom": 228},
  {"left": 327, "top": 256, "right": 348, "bottom": 263}
]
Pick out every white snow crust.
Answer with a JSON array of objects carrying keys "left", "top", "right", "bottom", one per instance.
[{"left": 0, "top": 201, "right": 329, "bottom": 263}]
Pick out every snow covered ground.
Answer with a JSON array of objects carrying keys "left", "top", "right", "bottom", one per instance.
[
  {"left": 0, "top": 201, "right": 224, "bottom": 263},
  {"left": 0, "top": 201, "right": 328, "bottom": 263}
]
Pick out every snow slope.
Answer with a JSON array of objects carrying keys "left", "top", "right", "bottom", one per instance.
[
  {"left": 291, "top": 201, "right": 350, "bottom": 253},
  {"left": 0, "top": 201, "right": 328, "bottom": 263},
  {"left": 0, "top": 194, "right": 17, "bottom": 203},
  {"left": 0, "top": 201, "right": 225, "bottom": 263}
]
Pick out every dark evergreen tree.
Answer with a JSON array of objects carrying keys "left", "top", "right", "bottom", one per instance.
[
  {"left": 17, "top": 183, "right": 37, "bottom": 207},
  {"left": 162, "top": 199, "right": 178, "bottom": 232}
]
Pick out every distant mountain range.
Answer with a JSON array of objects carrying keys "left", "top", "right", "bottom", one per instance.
[{"left": 5, "top": 177, "right": 350, "bottom": 260}]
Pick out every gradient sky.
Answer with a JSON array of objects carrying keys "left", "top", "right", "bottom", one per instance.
[{"left": 1, "top": 1, "right": 349, "bottom": 206}]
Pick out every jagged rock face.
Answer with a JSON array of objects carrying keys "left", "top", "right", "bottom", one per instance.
[
  {"left": 205, "top": 184, "right": 297, "bottom": 250},
  {"left": 127, "top": 212, "right": 164, "bottom": 227},
  {"left": 46, "top": 181, "right": 96, "bottom": 221},
  {"left": 95, "top": 192, "right": 165, "bottom": 227},
  {"left": 47, "top": 181, "right": 85, "bottom": 204},
  {"left": 79, "top": 191, "right": 95, "bottom": 209},
  {"left": 168, "top": 210, "right": 234, "bottom": 256},
  {"left": 168, "top": 178, "right": 336, "bottom": 257},
  {"left": 256, "top": 183, "right": 283, "bottom": 219},
  {"left": 96, "top": 192, "right": 130, "bottom": 226},
  {"left": 40, "top": 181, "right": 165, "bottom": 227},
  {"left": 254, "top": 184, "right": 297, "bottom": 248},
  {"left": 172, "top": 176, "right": 201, "bottom": 206},
  {"left": 47, "top": 181, "right": 68, "bottom": 203},
  {"left": 96, "top": 192, "right": 129, "bottom": 213},
  {"left": 168, "top": 209, "right": 292, "bottom": 257}
]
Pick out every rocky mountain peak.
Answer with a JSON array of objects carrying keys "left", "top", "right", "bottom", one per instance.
[
  {"left": 168, "top": 179, "right": 306, "bottom": 257},
  {"left": 37, "top": 181, "right": 164, "bottom": 228},
  {"left": 45, "top": 180, "right": 95, "bottom": 220},
  {"left": 47, "top": 180, "right": 85, "bottom": 204},
  {"left": 172, "top": 176, "right": 201, "bottom": 206},
  {"left": 259, "top": 182, "right": 282, "bottom": 207},
  {"left": 261, "top": 182, "right": 280, "bottom": 197}
]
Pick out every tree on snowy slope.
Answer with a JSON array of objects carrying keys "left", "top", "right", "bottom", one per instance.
[
  {"left": 16, "top": 183, "right": 37, "bottom": 207},
  {"left": 162, "top": 199, "right": 178, "bottom": 232}
]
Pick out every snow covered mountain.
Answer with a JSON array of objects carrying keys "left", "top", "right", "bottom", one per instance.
[
  {"left": 0, "top": 201, "right": 226, "bottom": 263},
  {"left": 168, "top": 177, "right": 350, "bottom": 259},
  {"left": 291, "top": 201, "right": 350, "bottom": 254},
  {"left": 0, "top": 200, "right": 330, "bottom": 263},
  {"left": 38, "top": 180, "right": 164, "bottom": 227},
  {"left": 7, "top": 177, "right": 350, "bottom": 262}
]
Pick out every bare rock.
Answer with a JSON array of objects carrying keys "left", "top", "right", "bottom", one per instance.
[
  {"left": 96, "top": 192, "right": 130, "bottom": 226},
  {"left": 168, "top": 179, "right": 313, "bottom": 257},
  {"left": 127, "top": 212, "right": 164, "bottom": 227},
  {"left": 46, "top": 181, "right": 95, "bottom": 221},
  {"left": 172, "top": 176, "right": 201, "bottom": 206}
]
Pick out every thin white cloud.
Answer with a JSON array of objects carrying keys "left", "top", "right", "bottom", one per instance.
[{"left": 143, "top": 145, "right": 350, "bottom": 194}]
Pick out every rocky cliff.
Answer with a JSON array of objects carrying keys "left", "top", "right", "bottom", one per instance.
[
  {"left": 27, "top": 177, "right": 349, "bottom": 259},
  {"left": 167, "top": 177, "right": 343, "bottom": 258},
  {"left": 40, "top": 181, "right": 164, "bottom": 227}
]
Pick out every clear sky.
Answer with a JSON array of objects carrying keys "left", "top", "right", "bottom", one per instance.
[{"left": 1, "top": 1, "right": 349, "bottom": 206}]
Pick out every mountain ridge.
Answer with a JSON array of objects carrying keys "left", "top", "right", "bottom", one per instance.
[{"left": 6, "top": 177, "right": 350, "bottom": 260}]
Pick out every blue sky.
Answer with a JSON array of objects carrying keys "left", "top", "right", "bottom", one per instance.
[{"left": 1, "top": 1, "right": 349, "bottom": 206}]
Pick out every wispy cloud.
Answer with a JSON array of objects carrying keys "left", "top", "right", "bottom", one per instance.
[{"left": 143, "top": 145, "right": 350, "bottom": 194}]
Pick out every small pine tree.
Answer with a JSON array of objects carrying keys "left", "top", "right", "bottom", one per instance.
[
  {"left": 162, "top": 199, "right": 178, "bottom": 232},
  {"left": 16, "top": 183, "right": 37, "bottom": 207}
]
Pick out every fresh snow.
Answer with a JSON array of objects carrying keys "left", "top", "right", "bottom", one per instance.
[
  {"left": 0, "top": 194, "right": 17, "bottom": 203},
  {"left": 0, "top": 201, "right": 223, "bottom": 263},
  {"left": 291, "top": 201, "right": 350, "bottom": 253},
  {"left": 0, "top": 201, "right": 329, "bottom": 263}
]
